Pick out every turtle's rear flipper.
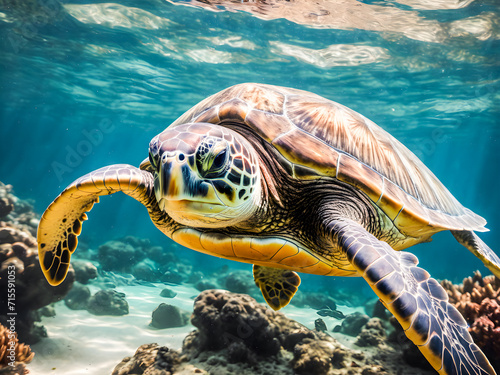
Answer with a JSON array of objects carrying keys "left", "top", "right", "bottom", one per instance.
[
  {"left": 253, "top": 265, "right": 301, "bottom": 310},
  {"left": 38, "top": 164, "right": 154, "bottom": 286},
  {"left": 452, "top": 230, "right": 500, "bottom": 279},
  {"left": 331, "top": 220, "right": 496, "bottom": 375}
]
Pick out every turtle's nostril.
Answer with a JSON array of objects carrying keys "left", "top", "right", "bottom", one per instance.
[{"left": 178, "top": 153, "right": 185, "bottom": 162}]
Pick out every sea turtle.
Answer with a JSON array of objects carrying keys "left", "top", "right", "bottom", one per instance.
[{"left": 38, "top": 83, "right": 499, "bottom": 375}]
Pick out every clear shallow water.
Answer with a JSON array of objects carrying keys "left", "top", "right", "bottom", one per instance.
[{"left": 1, "top": 0, "right": 499, "bottom": 287}]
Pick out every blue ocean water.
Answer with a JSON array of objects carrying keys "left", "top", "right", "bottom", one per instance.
[{"left": 1, "top": 0, "right": 499, "bottom": 292}]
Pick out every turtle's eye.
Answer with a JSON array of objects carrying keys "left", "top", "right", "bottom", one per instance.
[
  {"left": 196, "top": 138, "right": 230, "bottom": 178},
  {"left": 210, "top": 148, "right": 228, "bottom": 173},
  {"left": 202, "top": 147, "right": 229, "bottom": 178}
]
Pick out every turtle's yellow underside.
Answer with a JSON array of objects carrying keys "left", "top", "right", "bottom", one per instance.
[{"left": 171, "top": 228, "right": 357, "bottom": 277}]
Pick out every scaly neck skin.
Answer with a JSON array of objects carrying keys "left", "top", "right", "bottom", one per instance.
[
  {"left": 315, "top": 182, "right": 383, "bottom": 238},
  {"left": 277, "top": 178, "right": 383, "bottom": 253}
]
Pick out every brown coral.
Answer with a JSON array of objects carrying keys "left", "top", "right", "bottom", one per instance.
[
  {"left": 113, "top": 290, "right": 433, "bottom": 375},
  {"left": 112, "top": 343, "right": 180, "bottom": 375},
  {"left": 355, "top": 318, "right": 386, "bottom": 347},
  {"left": 0, "top": 323, "right": 34, "bottom": 368},
  {"left": 441, "top": 271, "right": 500, "bottom": 370},
  {"left": 470, "top": 299, "right": 500, "bottom": 356}
]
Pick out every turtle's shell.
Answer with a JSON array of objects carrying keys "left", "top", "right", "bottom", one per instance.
[{"left": 170, "top": 83, "right": 486, "bottom": 241}]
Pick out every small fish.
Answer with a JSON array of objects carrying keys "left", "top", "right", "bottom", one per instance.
[
  {"left": 316, "top": 308, "right": 345, "bottom": 319},
  {"left": 314, "top": 318, "right": 328, "bottom": 332}
]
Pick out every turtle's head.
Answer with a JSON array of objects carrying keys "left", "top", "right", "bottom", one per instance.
[{"left": 148, "top": 123, "right": 262, "bottom": 227}]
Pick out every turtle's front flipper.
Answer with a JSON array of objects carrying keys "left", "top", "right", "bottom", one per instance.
[
  {"left": 451, "top": 230, "right": 500, "bottom": 279},
  {"left": 330, "top": 220, "right": 496, "bottom": 375},
  {"left": 38, "top": 164, "right": 155, "bottom": 286}
]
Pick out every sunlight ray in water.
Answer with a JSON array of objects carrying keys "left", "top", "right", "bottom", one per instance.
[
  {"left": 270, "top": 42, "right": 390, "bottom": 68},
  {"left": 393, "top": 0, "right": 475, "bottom": 10},
  {"left": 64, "top": 3, "right": 175, "bottom": 30}
]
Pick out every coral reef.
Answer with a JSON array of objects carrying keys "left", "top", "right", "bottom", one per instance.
[
  {"left": 97, "top": 240, "right": 141, "bottom": 273},
  {"left": 38, "top": 306, "right": 56, "bottom": 318},
  {"left": 161, "top": 270, "right": 185, "bottom": 284},
  {"left": 333, "top": 312, "right": 370, "bottom": 336},
  {"left": 150, "top": 304, "right": 189, "bottom": 329},
  {"left": 187, "top": 290, "right": 282, "bottom": 357},
  {"left": 441, "top": 271, "right": 500, "bottom": 370},
  {"left": 71, "top": 260, "right": 98, "bottom": 284},
  {"left": 131, "top": 260, "right": 160, "bottom": 282},
  {"left": 0, "top": 323, "right": 34, "bottom": 374},
  {"left": 355, "top": 318, "right": 386, "bottom": 347},
  {"left": 93, "top": 238, "right": 264, "bottom": 301},
  {"left": 0, "top": 182, "right": 74, "bottom": 344},
  {"left": 112, "top": 344, "right": 187, "bottom": 375},
  {"left": 0, "top": 183, "right": 38, "bottom": 238},
  {"left": 220, "top": 270, "right": 252, "bottom": 294},
  {"left": 64, "top": 283, "right": 91, "bottom": 310},
  {"left": 113, "top": 290, "right": 431, "bottom": 375},
  {"left": 87, "top": 289, "right": 129, "bottom": 316},
  {"left": 94, "top": 236, "right": 195, "bottom": 285},
  {"left": 365, "top": 298, "right": 391, "bottom": 321},
  {"left": 194, "top": 279, "right": 219, "bottom": 292},
  {"left": 0, "top": 198, "right": 14, "bottom": 219}
]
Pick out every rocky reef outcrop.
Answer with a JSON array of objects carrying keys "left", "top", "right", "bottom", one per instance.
[
  {"left": 64, "top": 283, "right": 91, "bottom": 310},
  {"left": 354, "top": 317, "right": 386, "bottom": 347},
  {"left": 441, "top": 271, "right": 500, "bottom": 370},
  {"left": 113, "top": 290, "right": 432, "bottom": 375},
  {"left": 150, "top": 304, "right": 189, "bottom": 329},
  {"left": 333, "top": 311, "right": 370, "bottom": 336},
  {"left": 0, "top": 182, "right": 74, "bottom": 344},
  {"left": 71, "top": 260, "right": 98, "bottom": 284},
  {"left": 87, "top": 289, "right": 129, "bottom": 316},
  {"left": 160, "top": 288, "right": 177, "bottom": 298},
  {"left": 96, "top": 236, "right": 182, "bottom": 283}
]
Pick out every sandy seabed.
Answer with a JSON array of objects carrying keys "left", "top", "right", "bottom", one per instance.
[{"left": 28, "top": 283, "right": 361, "bottom": 375}]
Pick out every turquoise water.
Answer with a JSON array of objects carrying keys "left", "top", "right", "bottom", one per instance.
[{"left": 1, "top": 0, "right": 499, "bottom": 288}]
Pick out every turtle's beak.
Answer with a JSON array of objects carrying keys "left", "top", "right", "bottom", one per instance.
[
  {"left": 155, "top": 159, "right": 182, "bottom": 209},
  {"left": 154, "top": 154, "right": 223, "bottom": 216}
]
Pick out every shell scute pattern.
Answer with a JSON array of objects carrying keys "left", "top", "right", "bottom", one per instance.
[
  {"left": 377, "top": 178, "right": 407, "bottom": 221},
  {"left": 244, "top": 109, "right": 294, "bottom": 142},
  {"left": 272, "top": 128, "right": 340, "bottom": 177},
  {"left": 218, "top": 98, "right": 249, "bottom": 123},
  {"left": 394, "top": 197, "right": 431, "bottom": 235},
  {"left": 238, "top": 84, "right": 285, "bottom": 114},
  {"left": 195, "top": 106, "right": 220, "bottom": 124},
  {"left": 286, "top": 95, "right": 355, "bottom": 153},
  {"left": 336, "top": 153, "right": 383, "bottom": 203},
  {"left": 170, "top": 83, "right": 487, "bottom": 236}
]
